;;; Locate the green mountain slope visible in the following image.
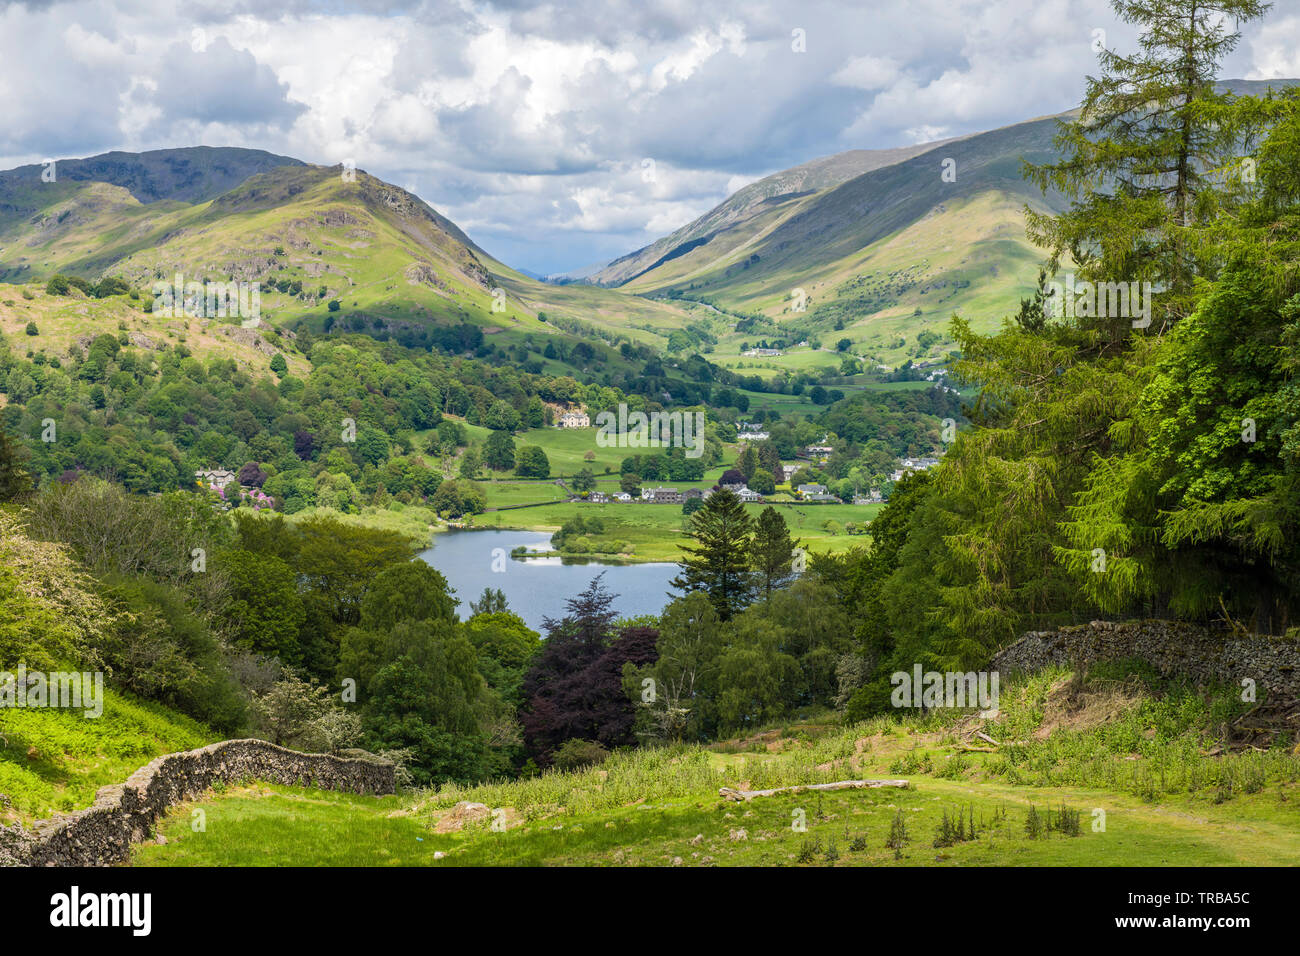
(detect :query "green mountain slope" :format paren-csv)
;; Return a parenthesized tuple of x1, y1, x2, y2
(610, 116, 1064, 346)
(0, 149, 692, 360)
(590, 140, 954, 287)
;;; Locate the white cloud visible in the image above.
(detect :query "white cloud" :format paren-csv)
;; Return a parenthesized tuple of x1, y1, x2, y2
(831, 54, 899, 91)
(0, 0, 1296, 273)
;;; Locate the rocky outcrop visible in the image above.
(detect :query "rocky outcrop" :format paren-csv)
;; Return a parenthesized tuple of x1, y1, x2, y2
(0, 739, 394, 867)
(992, 620, 1300, 701)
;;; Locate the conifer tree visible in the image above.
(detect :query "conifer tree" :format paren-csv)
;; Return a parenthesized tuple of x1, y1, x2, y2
(671, 488, 754, 620)
(749, 506, 800, 598)
(1023, 0, 1269, 337)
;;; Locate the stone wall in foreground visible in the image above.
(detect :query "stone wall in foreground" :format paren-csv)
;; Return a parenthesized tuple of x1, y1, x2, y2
(992, 619, 1300, 701)
(0, 738, 395, 867)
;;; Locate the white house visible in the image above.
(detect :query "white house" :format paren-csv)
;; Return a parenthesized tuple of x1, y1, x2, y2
(644, 486, 683, 504)
(195, 468, 238, 491)
(737, 488, 763, 502)
(556, 409, 590, 428)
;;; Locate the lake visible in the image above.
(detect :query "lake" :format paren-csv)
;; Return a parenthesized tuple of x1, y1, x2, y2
(417, 529, 680, 632)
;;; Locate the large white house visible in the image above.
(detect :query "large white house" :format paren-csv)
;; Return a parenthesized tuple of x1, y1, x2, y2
(556, 410, 590, 428)
(195, 468, 238, 491)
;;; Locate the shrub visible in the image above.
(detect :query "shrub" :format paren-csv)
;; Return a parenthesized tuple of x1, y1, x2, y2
(550, 738, 609, 772)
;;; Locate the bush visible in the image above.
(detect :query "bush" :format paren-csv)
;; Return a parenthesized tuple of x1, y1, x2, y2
(24, 322, 37, 336)
(550, 738, 609, 771)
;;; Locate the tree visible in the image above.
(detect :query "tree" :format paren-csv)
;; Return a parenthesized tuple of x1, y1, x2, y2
(360, 562, 458, 632)
(620, 472, 642, 496)
(458, 446, 481, 478)
(293, 430, 316, 460)
(719, 468, 746, 487)
(624, 591, 722, 741)
(238, 461, 268, 487)
(469, 587, 509, 616)
(550, 738, 608, 770)
(749, 506, 799, 597)
(269, 353, 288, 376)
(1023, 0, 1269, 333)
(24, 321, 38, 336)
(483, 430, 516, 471)
(485, 399, 521, 431)
(0, 423, 32, 502)
(251, 675, 336, 747)
(520, 575, 657, 761)
(671, 488, 754, 620)
(570, 467, 596, 493)
(217, 549, 306, 663)
(363, 622, 502, 785)
(515, 445, 550, 478)
(715, 617, 799, 731)
(749, 468, 776, 496)
(737, 444, 759, 481)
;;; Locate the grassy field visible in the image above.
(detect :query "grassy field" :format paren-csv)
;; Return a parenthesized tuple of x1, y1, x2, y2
(0, 689, 214, 824)
(131, 667, 1300, 867)
(467, 496, 877, 562)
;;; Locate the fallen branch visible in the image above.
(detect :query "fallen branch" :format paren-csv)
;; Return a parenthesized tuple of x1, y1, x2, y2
(719, 779, 909, 802)
(975, 731, 1002, 746)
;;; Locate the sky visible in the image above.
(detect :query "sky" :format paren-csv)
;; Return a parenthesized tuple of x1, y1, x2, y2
(2, 0, 1297, 275)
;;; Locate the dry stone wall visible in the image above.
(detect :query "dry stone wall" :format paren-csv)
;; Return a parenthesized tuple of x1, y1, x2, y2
(0, 738, 394, 867)
(992, 619, 1300, 701)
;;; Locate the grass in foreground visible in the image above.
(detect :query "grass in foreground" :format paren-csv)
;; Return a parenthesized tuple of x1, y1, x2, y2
(133, 667, 1300, 866)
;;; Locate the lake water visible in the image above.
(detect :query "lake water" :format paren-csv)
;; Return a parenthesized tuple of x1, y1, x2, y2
(417, 529, 680, 633)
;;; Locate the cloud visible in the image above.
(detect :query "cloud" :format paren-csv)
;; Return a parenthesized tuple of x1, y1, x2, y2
(0, 0, 1296, 274)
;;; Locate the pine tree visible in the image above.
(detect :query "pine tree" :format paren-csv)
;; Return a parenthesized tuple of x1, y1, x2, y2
(749, 506, 800, 598)
(0, 422, 32, 502)
(1023, 0, 1269, 337)
(671, 488, 754, 620)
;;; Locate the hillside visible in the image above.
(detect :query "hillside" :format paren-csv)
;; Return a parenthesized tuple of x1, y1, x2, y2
(590, 140, 956, 287)
(0, 148, 694, 370)
(580, 79, 1300, 371)
(576, 115, 1068, 370)
(132, 664, 1300, 867)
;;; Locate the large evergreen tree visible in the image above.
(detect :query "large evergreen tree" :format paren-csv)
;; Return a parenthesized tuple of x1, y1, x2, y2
(1023, 0, 1269, 336)
(671, 489, 754, 620)
(749, 506, 800, 598)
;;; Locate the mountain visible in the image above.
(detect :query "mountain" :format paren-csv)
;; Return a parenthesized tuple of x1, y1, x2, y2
(0, 146, 305, 205)
(589, 139, 956, 287)
(0, 147, 693, 366)
(582, 114, 1068, 367)
(585, 79, 1300, 367)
